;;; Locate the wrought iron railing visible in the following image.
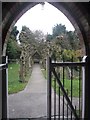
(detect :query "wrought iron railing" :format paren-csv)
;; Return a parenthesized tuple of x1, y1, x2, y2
(47, 57, 86, 120)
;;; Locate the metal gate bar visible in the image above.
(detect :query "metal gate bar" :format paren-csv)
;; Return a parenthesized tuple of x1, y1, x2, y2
(58, 73, 60, 120)
(62, 66, 65, 120)
(52, 68, 79, 120)
(71, 66, 73, 120)
(79, 66, 81, 118)
(47, 57, 52, 120)
(47, 57, 86, 120)
(54, 77, 56, 120)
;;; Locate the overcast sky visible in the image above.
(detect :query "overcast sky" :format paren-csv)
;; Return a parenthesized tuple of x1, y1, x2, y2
(15, 2, 75, 35)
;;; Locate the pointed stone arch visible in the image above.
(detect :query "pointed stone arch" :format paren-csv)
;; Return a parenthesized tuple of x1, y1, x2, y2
(2, 2, 89, 55)
(1, 2, 90, 119)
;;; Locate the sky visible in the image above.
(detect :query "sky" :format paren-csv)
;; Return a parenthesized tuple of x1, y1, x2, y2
(15, 2, 75, 35)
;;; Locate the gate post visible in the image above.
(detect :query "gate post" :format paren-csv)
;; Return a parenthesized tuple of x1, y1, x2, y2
(2, 56, 8, 119)
(0, 2, 2, 119)
(84, 55, 90, 119)
(47, 57, 52, 119)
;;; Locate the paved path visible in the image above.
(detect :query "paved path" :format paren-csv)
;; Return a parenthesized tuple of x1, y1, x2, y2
(9, 64, 47, 118)
(9, 64, 79, 119)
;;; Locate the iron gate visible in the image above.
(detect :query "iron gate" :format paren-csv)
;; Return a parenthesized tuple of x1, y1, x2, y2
(47, 57, 86, 120)
(0, 56, 8, 119)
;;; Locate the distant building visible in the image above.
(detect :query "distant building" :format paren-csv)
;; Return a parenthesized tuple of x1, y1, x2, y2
(32, 51, 41, 64)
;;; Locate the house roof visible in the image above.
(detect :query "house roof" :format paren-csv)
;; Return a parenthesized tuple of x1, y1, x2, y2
(32, 50, 41, 59)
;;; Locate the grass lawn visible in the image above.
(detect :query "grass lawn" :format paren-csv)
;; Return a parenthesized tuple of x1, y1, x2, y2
(8, 63, 31, 94)
(41, 68, 81, 97)
(52, 79, 81, 97)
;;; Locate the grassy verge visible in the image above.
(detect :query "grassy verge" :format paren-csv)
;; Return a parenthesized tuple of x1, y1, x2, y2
(52, 78, 81, 97)
(41, 68, 81, 97)
(8, 63, 31, 94)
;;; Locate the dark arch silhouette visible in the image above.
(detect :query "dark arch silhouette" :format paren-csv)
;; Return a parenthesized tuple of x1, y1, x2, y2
(1, 2, 90, 119)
